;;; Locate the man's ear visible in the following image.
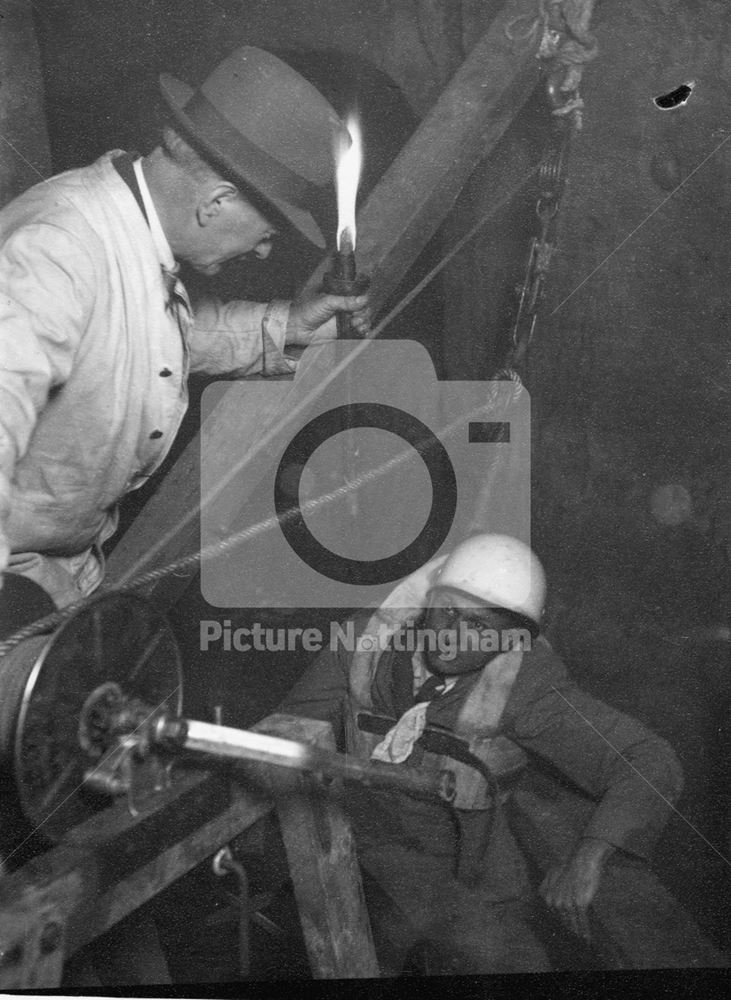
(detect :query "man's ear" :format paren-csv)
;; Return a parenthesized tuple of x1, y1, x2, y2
(196, 182, 239, 227)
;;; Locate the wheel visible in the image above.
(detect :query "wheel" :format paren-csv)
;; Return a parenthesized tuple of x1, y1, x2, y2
(0, 592, 182, 843)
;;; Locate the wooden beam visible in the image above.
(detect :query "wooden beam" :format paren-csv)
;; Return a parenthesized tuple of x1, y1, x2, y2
(254, 714, 379, 977)
(104, 0, 542, 606)
(0, 715, 380, 987)
(510, 785, 729, 969)
(0, 769, 271, 989)
(301, 1, 541, 310)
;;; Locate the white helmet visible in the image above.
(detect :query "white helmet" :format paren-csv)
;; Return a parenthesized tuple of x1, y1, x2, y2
(433, 534, 546, 627)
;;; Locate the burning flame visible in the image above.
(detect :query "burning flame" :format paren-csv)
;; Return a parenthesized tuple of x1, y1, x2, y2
(335, 114, 363, 251)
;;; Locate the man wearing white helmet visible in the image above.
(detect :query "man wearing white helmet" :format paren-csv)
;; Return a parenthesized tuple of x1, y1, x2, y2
(280, 534, 684, 974)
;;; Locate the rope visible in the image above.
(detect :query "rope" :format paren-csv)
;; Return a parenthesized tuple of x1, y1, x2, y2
(0, 384, 517, 655)
(0, 309, 526, 660)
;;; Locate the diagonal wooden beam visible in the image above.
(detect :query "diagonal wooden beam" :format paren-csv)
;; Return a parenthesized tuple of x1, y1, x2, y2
(510, 787, 729, 969)
(105, 0, 541, 606)
(0, 717, 379, 987)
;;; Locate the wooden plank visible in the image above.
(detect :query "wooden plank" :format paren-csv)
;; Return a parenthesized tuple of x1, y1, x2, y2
(0, 768, 272, 989)
(255, 714, 379, 978)
(104, 0, 542, 605)
(68, 783, 271, 957)
(0, 715, 379, 986)
(510, 785, 729, 969)
(302, 7, 541, 309)
(0, 892, 65, 990)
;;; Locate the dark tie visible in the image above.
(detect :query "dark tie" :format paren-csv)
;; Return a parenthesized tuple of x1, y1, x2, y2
(414, 675, 446, 704)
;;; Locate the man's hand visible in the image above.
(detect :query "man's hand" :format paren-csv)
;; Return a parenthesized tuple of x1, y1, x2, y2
(539, 837, 614, 941)
(286, 290, 371, 346)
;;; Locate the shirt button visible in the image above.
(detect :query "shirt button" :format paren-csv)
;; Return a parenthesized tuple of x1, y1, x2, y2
(159, 368, 172, 377)
(150, 430, 163, 439)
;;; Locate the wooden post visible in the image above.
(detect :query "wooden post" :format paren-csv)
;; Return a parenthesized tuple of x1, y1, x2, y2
(254, 714, 379, 978)
(0, 897, 66, 990)
(104, 0, 542, 604)
(0, 714, 379, 986)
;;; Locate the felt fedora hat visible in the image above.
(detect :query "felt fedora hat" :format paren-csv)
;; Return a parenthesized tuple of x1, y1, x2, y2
(160, 47, 346, 248)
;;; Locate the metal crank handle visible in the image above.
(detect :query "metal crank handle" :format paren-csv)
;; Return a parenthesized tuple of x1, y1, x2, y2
(159, 717, 456, 804)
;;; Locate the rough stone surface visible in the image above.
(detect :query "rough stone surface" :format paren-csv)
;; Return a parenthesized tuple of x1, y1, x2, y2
(0, 0, 51, 207)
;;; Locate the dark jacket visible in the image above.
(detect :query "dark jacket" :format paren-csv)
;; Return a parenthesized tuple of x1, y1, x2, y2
(281, 622, 684, 863)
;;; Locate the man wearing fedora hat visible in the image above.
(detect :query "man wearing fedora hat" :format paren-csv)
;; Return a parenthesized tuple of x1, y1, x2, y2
(0, 47, 369, 609)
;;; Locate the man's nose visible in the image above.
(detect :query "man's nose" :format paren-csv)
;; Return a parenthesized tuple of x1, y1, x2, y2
(428, 608, 449, 631)
(254, 239, 273, 260)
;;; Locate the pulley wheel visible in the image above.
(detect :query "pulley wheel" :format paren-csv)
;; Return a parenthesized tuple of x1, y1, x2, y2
(0, 592, 182, 843)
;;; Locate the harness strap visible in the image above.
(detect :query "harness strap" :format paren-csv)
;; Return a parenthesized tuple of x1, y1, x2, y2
(357, 711, 505, 884)
(357, 711, 500, 799)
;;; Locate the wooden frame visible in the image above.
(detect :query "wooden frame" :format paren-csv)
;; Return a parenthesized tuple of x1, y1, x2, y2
(0, 715, 725, 988)
(0, 716, 378, 989)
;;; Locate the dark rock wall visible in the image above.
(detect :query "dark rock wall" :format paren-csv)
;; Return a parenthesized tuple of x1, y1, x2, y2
(0, 0, 50, 206)
(528, 0, 731, 943)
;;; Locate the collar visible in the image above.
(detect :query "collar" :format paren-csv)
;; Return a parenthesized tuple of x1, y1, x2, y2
(133, 158, 176, 271)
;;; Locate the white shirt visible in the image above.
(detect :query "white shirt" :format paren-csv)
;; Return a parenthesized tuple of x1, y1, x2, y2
(0, 151, 293, 560)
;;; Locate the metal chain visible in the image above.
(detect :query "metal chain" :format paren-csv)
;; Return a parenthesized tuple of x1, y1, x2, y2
(506, 70, 575, 369)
